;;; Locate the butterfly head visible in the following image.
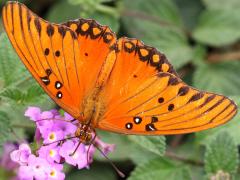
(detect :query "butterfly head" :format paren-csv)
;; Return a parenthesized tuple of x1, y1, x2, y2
(75, 125, 93, 145)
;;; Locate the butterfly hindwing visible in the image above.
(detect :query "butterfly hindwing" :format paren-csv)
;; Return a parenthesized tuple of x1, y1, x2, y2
(2, 2, 83, 116)
(98, 38, 237, 134)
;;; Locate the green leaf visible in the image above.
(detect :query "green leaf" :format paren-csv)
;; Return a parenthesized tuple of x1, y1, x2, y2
(47, 0, 119, 32)
(204, 131, 238, 177)
(174, 0, 204, 30)
(193, 61, 240, 96)
(128, 158, 192, 180)
(0, 33, 29, 88)
(67, 161, 116, 180)
(202, 0, 240, 10)
(0, 111, 12, 147)
(193, 9, 240, 46)
(95, 131, 136, 161)
(128, 136, 166, 156)
(121, 0, 193, 69)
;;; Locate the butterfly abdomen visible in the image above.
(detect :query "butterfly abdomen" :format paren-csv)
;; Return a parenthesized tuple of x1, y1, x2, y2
(81, 92, 106, 127)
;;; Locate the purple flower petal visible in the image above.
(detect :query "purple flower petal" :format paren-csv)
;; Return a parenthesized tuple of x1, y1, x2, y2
(10, 143, 31, 165)
(0, 142, 18, 170)
(53, 121, 77, 137)
(95, 137, 115, 155)
(43, 130, 64, 144)
(64, 112, 74, 121)
(59, 140, 89, 169)
(38, 145, 61, 163)
(27, 155, 50, 180)
(46, 163, 65, 180)
(24, 107, 41, 121)
(18, 165, 34, 179)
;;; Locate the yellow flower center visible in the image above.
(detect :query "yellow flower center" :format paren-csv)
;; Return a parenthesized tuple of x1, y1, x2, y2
(49, 149, 56, 157)
(50, 170, 56, 177)
(48, 132, 56, 141)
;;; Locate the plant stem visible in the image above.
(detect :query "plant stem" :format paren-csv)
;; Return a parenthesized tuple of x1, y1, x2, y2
(165, 151, 204, 166)
(207, 51, 240, 62)
(12, 123, 35, 129)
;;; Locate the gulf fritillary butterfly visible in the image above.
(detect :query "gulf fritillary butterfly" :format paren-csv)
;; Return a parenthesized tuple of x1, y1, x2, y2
(2, 2, 237, 141)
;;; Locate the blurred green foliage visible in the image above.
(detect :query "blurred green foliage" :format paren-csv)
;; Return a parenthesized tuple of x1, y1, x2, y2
(0, 0, 240, 179)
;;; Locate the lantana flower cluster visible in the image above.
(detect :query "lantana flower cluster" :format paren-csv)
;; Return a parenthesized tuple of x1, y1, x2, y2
(1, 107, 115, 180)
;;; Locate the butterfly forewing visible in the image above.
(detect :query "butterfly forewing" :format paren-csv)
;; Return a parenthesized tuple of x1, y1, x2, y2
(2, 2, 83, 116)
(62, 19, 117, 93)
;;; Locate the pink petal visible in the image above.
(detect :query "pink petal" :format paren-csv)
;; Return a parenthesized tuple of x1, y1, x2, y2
(24, 107, 41, 121)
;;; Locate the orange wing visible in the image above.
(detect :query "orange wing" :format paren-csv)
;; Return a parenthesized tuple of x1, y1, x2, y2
(2, 2, 117, 118)
(2, 1, 83, 117)
(97, 38, 237, 135)
(61, 18, 116, 94)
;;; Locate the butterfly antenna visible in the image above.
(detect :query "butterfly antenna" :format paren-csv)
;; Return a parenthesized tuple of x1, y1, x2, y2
(70, 140, 82, 156)
(36, 118, 77, 123)
(86, 134, 97, 165)
(94, 145, 125, 178)
(43, 136, 77, 146)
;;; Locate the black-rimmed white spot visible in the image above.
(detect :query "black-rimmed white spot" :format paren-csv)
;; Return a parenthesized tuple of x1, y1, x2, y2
(55, 81, 62, 89)
(145, 123, 156, 131)
(133, 117, 142, 124)
(125, 123, 133, 130)
(41, 76, 50, 85)
(56, 91, 63, 99)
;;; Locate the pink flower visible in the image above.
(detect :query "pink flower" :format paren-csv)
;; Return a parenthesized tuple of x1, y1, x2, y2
(24, 106, 41, 121)
(0, 142, 18, 170)
(42, 130, 64, 144)
(46, 163, 65, 180)
(10, 143, 31, 165)
(95, 137, 115, 155)
(38, 145, 61, 163)
(53, 120, 77, 137)
(59, 140, 92, 169)
(18, 155, 50, 180)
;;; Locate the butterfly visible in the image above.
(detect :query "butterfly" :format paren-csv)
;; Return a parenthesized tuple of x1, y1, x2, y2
(2, 1, 237, 141)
